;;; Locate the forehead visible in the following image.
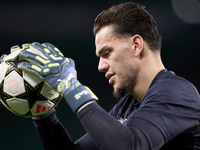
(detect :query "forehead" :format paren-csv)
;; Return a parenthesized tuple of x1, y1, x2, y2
(95, 26, 116, 55)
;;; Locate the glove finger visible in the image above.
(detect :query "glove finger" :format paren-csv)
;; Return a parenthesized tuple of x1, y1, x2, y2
(10, 45, 21, 53)
(18, 62, 43, 79)
(31, 42, 51, 58)
(42, 43, 58, 56)
(0, 54, 7, 62)
(42, 43, 65, 58)
(22, 43, 48, 59)
(19, 50, 49, 66)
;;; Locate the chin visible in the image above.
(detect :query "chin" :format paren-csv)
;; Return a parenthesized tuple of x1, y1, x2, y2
(113, 86, 126, 98)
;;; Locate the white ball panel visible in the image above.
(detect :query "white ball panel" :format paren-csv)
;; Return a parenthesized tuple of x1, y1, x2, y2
(0, 62, 10, 84)
(6, 98, 29, 115)
(4, 71, 25, 96)
(41, 83, 59, 100)
(23, 69, 42, 88)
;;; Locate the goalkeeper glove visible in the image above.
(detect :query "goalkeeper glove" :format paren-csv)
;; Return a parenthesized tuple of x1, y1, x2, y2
(0, 45, 21, 63)
(18, 42, 98, 114)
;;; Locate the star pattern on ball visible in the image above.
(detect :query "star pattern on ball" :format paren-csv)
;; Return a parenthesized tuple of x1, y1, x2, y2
(6, 55, 23, 75)
(17, 82, 47, 108)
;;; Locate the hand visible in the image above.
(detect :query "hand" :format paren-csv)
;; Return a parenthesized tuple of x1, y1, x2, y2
(0, 54, 7, 62)
(18, 42, 98, 114)
(0, 45, 21, 63)
(19, 42, 77, 93)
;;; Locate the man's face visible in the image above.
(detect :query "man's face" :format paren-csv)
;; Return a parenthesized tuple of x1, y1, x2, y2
(95, 26, 139, 98)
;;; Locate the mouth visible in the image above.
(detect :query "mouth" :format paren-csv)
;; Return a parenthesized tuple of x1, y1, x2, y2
(105, 72, 115, 85)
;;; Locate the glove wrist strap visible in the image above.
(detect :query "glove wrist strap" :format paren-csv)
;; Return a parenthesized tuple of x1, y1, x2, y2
(64, 86, 98, 114)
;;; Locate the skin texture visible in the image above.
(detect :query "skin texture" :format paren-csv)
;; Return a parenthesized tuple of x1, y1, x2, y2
(95, 25, 165, 100)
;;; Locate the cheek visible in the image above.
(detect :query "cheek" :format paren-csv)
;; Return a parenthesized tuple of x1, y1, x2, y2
(116, 63, 131, 80)
(111, 49, 135, 75)
(118, 61, 136, 80)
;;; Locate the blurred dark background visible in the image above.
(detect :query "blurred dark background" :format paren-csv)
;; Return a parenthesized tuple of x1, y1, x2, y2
(0, 0, 199, 149)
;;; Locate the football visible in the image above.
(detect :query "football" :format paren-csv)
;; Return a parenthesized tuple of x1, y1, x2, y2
(0, 48, 62, 117)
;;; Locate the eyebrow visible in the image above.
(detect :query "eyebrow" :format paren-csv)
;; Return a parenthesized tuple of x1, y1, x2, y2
(96, 46, 113, 57)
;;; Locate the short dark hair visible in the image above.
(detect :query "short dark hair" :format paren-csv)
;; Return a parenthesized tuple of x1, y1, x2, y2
(93, 2, 162, 51)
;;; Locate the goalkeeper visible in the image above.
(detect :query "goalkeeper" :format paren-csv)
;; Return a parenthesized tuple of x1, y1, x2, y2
(18, 2, 200, 150)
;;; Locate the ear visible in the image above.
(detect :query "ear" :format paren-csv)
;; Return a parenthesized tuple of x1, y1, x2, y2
(132, 34, 144, 57)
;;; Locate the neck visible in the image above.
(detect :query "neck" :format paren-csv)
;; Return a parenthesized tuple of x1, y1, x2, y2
(131, 53, 165, 101)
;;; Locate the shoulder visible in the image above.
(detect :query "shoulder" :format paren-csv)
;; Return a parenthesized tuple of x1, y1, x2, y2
(146, 69, 199, 102)
(141, 70, 200, 115)
(132, 70, 200, 141)
(127, 70, 200, 142)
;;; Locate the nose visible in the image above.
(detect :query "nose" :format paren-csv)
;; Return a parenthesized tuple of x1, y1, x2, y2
(98, 58, 109, 72)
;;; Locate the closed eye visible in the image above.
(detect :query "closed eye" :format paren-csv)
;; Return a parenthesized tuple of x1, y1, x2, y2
(96, 46, 113, 58)
(104, 51, 111, 58)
